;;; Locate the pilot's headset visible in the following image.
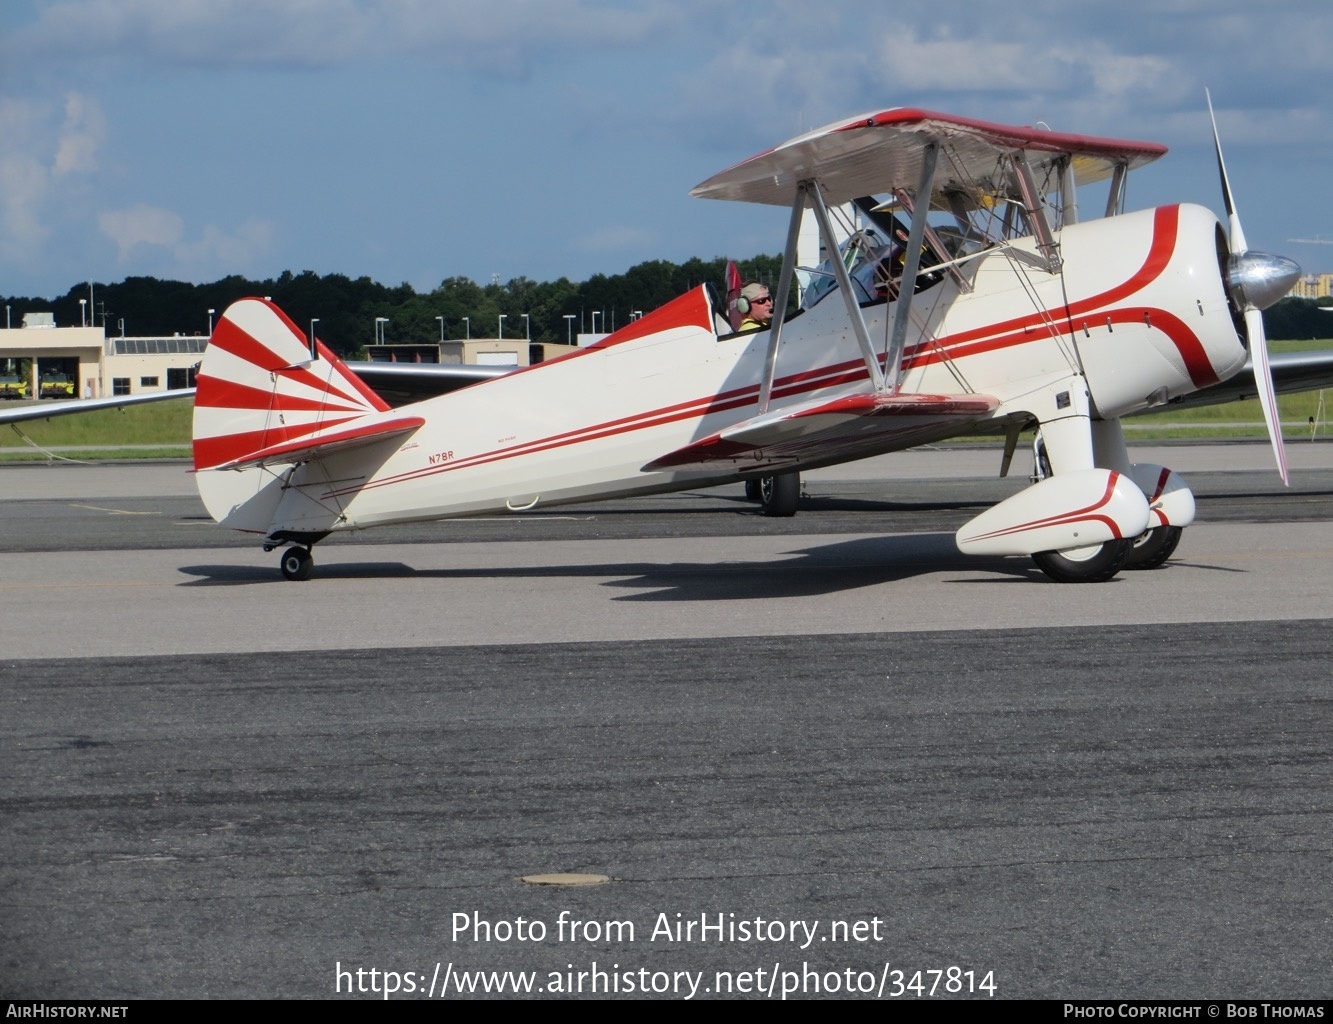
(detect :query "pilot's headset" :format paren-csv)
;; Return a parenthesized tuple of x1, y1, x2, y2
(736, 282, 768, 315)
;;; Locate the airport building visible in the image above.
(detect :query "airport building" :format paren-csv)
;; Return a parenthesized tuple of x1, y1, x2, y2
(0, 314, 202, 400)
(0, 314, 582, 404)
(365, 338, 578, 367)
(1289, 273, 1333, 300)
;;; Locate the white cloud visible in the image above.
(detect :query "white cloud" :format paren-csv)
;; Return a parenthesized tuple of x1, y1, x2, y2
(175, 218, 275, 268)
(98, 204, 185, 259)
(6, 0, 674, 71)
(53, 92, 106, 176)
(98, 204, 274, 272)
(0, 93, 105, 265)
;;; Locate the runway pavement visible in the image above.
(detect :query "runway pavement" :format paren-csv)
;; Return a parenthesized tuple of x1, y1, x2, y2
(2, 444, 1332, 1000)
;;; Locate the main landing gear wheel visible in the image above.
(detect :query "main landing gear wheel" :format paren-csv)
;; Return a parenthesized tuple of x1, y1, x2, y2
(1124, 525, 1183, 570)
(1031, 539, 1131, 583)
(758, 471, 800, 517)
(280, 546, 314, 582)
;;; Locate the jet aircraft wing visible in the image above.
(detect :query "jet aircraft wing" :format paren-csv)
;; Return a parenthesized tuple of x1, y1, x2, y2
(0, 388, 195, 426)
(343, 362, 510, 406)
(1155, 348, 1333, 411)
(691, 107, 1167, 208)
(644, 390, 1000, 472)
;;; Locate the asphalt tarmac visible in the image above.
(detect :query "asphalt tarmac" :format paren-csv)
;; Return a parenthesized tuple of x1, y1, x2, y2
(2, 443, 1332, 1000)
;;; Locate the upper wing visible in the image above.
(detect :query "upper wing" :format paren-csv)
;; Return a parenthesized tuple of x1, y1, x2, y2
(644, 390, 999, 472)
(691, 107, 1167, 208)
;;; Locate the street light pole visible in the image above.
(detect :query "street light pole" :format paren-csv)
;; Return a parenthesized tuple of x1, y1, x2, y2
(436, 316, 445, 343)
(207, 308, 215, 336)
(521, 313, 530, 340)
(462, 317, 470, 340)
(79, 298, 86, 327)
(563, 314, 575, 345)
(498, 314, 506, 340)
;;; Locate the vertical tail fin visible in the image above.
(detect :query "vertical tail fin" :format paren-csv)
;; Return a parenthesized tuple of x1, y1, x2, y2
(193, 298, 390, 472)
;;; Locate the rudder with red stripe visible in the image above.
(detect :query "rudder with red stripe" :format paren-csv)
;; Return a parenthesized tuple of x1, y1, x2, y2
(193, 298, 391, 472)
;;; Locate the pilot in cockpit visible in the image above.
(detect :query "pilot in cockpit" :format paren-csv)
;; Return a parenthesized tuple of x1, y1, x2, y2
(738, 281, 774, 331)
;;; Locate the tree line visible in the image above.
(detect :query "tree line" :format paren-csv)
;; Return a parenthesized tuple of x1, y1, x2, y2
(3, 257, 1326, 357)
(1, 254, 785, 358)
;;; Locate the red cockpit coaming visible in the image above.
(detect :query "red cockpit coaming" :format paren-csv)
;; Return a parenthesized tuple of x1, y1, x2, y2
(583, 287, 715, 351)
(454, 287, 719, 392)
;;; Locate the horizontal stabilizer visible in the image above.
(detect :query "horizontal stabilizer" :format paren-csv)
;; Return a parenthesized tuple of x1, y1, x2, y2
(208, 414, 425, 472)
(644, 391, 998, 472)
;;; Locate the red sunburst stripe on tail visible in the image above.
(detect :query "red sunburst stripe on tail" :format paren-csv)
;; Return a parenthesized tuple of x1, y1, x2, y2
(193, 416, 363, 471)
(206, 307, 386, 413)
(194, 375, 378, 414)
(315, 340, 391, 413)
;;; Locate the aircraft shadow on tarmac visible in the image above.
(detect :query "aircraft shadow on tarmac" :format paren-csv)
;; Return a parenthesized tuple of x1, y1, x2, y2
(176, 532, 1075, 596)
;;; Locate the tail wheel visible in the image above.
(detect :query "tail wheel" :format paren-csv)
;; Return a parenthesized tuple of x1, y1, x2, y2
(1124, 525, 1183, 570)
(1031, 539, 1131, 583)
(759, 472, 800, 517)
(280, 546, 314, 582)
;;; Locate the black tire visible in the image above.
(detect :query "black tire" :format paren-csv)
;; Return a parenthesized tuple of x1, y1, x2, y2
(1031, 539, 1131, 583)
(1124, 525, 1183, 570)
(744, 478, 762, 502)
(759, 472, 800, 517)
(280, 546, 314, 582)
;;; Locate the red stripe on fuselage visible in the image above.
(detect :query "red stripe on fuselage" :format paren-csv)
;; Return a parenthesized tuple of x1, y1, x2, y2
(321, 207, 1207, 503)
(903, 206, 1216, 388)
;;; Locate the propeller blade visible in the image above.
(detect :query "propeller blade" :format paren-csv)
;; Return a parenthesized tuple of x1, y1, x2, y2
(1206, 89, 1247, 252)
(1245, 307, 1289, 486)
(1208, 88, 1289, 486)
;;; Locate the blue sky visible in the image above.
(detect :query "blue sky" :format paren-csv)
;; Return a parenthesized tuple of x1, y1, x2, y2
(3, 0, 1331, 299)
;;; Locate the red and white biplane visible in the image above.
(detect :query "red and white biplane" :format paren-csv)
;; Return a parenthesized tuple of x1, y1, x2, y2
(192, 105, 1304, 582)
(42, 105, 1316, 582)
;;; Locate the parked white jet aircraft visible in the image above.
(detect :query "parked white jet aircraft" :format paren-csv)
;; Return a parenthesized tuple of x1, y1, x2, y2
(8, 105, 1307, 583)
